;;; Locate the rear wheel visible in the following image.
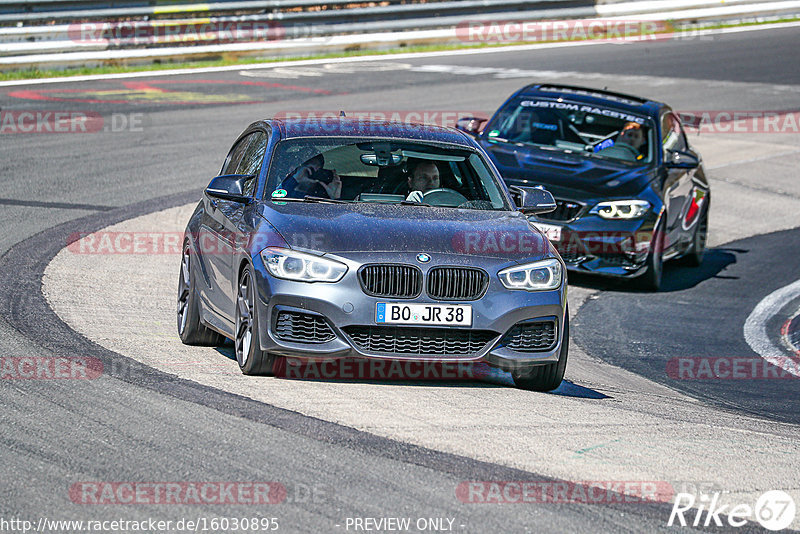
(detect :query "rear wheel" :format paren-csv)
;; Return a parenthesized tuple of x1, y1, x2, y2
(684, 208, 708, 267)
(512, 314, 569, 392)
(235, 266, 275, 375)
(634, 220, 665, 291)
(177, 242, 224, 346)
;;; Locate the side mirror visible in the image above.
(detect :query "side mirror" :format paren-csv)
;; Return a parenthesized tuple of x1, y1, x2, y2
(205, 174, 255, 203)
(508, 185, 557, 215)
(456, 116, 488, 136)
(666, 150, 700, 169)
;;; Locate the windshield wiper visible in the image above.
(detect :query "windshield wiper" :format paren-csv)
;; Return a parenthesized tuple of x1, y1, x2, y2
(270, 196, 347, 204)
(303, 195, 348, 204)
(398, 199, 433, 207)
(487, 136, 511, 144)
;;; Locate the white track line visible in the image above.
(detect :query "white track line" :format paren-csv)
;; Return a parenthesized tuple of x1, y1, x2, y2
(1, 20, 800, 87)
(744, 279, 800, 377)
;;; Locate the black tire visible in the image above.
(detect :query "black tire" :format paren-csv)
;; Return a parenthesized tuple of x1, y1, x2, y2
(684, 207, 708, 267)
(634, 220, 665, 291)
(235, 266, 275, 376)
(512, 313, 569, 392)
(177, 241, 225, 346)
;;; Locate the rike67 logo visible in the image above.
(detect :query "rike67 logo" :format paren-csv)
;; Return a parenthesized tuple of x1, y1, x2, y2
(668, 490, 796, 531)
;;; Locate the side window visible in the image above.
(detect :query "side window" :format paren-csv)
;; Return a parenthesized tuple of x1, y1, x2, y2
(661, 112, 687, 154)
(235, 131, 268, 196)
(221, 134, 252, 176)
(673, 115, 689, 151)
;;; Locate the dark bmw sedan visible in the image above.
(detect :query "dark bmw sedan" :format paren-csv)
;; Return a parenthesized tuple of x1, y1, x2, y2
(177, 118, 569, 391)
(458, 84, 710, 290)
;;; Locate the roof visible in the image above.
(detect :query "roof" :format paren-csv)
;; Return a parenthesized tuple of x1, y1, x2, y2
(516, 84, 664, 117)
(269, 117, 474, 146)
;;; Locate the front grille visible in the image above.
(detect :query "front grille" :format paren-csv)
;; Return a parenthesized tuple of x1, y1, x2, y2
(596, 254, 633, 265)
(343, 325, 497, 356)
(274, 311, 336, 344)
(556, 240, 588, 263)
(500, 320, 557, 352)
(359, 264, 422, 298)
(426, 267, 488, 301)
(536, 199, 582, 222)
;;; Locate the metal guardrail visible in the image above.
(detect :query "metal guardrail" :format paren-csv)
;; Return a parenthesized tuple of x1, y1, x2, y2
(0, 0, 598, 57)
(1, 0, 585, 22)
(1, 0, 799, 70)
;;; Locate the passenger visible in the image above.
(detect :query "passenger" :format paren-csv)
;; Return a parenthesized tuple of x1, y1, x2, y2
(283, 153, 342, 199)
(405, 160, 441, 202)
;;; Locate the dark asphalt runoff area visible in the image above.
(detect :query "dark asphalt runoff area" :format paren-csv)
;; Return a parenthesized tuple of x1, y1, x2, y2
(1, 25, 799, 532)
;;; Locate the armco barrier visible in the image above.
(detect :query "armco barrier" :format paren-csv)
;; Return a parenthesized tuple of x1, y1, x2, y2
(1, 0, 799, 70)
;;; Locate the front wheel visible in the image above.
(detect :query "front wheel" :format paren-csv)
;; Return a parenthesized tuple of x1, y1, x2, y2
(684, 208, 708, 267)
(235, 266, 275, 376)
(634, 221, 664, 291)
(512, 314, 569, 392)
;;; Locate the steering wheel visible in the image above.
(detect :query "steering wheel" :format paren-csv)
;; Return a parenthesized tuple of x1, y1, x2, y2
(610, 142, 641, 159)
(422, 188, 469, 207)
(593, 142, 640, 162)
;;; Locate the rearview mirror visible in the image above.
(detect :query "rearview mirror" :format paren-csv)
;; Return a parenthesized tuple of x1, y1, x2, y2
(205, 174, 255, 203)
(360, 153, 403, 166)
(456, 116, 488, 136)
(666, 150, 700, 169)
(508, 185, 557, 215)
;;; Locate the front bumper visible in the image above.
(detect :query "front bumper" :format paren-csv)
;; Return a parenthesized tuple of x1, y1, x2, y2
(531, 213, 659, 278)
(251, 251, 567, 373)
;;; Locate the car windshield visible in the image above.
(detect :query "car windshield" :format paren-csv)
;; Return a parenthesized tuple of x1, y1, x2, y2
(484, 97, 655, 165)
(264, 138, 510, 210)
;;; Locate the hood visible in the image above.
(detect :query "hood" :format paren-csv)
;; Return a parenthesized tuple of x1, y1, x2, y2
(258, 201, 551, 260)
(483, 141, 655, 199)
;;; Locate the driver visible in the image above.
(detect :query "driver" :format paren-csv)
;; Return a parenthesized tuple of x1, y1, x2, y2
(405, 160, 440, 202)
(614, 122, 646, 159)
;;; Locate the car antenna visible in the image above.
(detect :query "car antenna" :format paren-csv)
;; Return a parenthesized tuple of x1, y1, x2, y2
(339, 111, 346, 117)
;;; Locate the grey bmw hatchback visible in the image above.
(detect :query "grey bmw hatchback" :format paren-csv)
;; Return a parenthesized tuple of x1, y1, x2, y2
(177, 118, 569, 391)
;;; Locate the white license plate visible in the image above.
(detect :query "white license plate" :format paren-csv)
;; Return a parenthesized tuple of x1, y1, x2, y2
(532, 222, 562, 242)
(376, 303, 472, 326)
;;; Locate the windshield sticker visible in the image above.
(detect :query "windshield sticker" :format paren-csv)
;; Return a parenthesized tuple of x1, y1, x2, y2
(488, 130, 501, 137)
(520, 100, 645, 124)
(271, 189, 287, 198)
(532, 122, 558, 131)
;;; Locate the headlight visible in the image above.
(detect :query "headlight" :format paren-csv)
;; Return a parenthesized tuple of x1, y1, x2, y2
(590, 200, 650, 219)
(498, 258, 562, 291)
(260, 247, 347, 283)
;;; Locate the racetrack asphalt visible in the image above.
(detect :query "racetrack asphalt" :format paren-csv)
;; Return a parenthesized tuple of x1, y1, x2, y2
(2, 25, 800, 532)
